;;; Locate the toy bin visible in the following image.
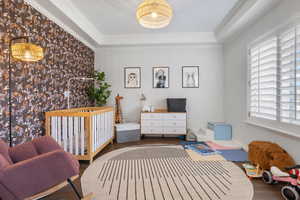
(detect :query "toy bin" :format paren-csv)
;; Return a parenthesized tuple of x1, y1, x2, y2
(115, 123, 141, 143)
(207, 122, 232, 140)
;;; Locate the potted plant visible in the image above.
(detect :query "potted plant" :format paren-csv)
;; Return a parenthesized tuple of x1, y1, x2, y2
(87, 70, 111, 106)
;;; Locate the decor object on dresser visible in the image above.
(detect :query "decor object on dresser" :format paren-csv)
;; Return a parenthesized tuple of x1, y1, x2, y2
(141, 110, 187, 135)
(136, 0, 173, 29)
(182, 66, 199, 88)
(124, 67, 141, 88)
(115, 123, 141, 143)
(87, 70, 111, 106)
(45, 107, 114, 163)
(167, 98, 187, 112)
(153, 67, 169, 88)
(0, 136, 93, 200)
(8, 36, 44, 147)
(115, 94, 124, 124)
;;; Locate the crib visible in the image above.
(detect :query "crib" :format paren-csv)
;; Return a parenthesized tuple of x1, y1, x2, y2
(45, 107, 114, 163)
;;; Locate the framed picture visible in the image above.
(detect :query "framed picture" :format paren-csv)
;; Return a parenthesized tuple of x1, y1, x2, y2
(153, 67, 169, 88)
(124, 67, 141, 88)
(182, 66, 199, 88)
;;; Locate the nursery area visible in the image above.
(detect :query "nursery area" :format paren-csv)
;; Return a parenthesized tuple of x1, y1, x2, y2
(1, 0, 300, 199)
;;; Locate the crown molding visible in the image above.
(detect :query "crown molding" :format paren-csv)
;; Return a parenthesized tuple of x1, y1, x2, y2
(25, 0, 97, 50)
(100, 32, 218, 46)
(215, 0, 281, 42)
(48, 0, 105, 45)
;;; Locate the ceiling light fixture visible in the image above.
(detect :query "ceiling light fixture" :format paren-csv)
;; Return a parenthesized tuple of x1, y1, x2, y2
(136, 0, 173, 29)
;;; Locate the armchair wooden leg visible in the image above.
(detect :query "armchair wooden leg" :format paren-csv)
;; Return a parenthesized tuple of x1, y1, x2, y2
(67, 178, 82, 200)
(67, 178, 94, 200)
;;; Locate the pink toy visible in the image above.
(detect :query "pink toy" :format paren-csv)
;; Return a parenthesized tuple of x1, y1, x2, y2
(263, 165, 300, 200)
(205, 141, 241, 150)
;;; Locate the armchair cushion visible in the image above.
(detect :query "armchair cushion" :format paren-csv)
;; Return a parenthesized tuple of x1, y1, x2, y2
(9, 142, 38, 163)
(0, 150, 79, 199)
(0, 154, 10, 170)
(0, 139, 12, 164)
(32, 136, 62, 154)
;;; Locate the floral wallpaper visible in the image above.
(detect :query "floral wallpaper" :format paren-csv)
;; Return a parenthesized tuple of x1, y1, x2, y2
(0, 0, 94, 145)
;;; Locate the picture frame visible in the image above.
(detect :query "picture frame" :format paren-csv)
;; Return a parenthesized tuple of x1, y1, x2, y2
(124, 67, 141, 88)
(182, 66, 199, 88)
(152, 67, 169, 88)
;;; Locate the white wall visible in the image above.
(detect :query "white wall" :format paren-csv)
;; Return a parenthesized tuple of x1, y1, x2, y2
(96, 45, 224, 131)
(224, 0, 300, 162)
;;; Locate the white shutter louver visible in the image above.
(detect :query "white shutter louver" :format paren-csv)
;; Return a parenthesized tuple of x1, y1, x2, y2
(249, 37, 278, 120)
(279, 26, 300, 125)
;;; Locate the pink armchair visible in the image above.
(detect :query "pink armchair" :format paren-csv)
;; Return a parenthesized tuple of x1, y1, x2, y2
(0, 136, 80, 200)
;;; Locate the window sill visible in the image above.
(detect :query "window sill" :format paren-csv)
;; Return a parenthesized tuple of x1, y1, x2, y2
(244, 120, 300, 139)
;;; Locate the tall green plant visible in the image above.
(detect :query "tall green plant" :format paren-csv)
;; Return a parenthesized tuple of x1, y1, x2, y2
(87, 71, 111, 106)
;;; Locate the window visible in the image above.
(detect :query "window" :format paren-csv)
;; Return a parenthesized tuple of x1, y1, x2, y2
(279, 27, 300, 125)
(249, 37, 278, 120)
(248, 24, 300, 129)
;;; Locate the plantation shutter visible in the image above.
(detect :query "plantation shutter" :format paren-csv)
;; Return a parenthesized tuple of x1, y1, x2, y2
(249, 37, 278, 120)
(279, 26, 300, 125)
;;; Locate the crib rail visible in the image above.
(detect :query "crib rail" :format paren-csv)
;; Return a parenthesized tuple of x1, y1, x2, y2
(45, 107, 114, 163)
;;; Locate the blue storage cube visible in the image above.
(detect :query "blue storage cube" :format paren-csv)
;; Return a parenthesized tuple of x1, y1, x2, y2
(207, 122, 232, 140)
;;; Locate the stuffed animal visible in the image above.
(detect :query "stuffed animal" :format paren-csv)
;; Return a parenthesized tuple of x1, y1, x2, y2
(249, 141, 295, 171)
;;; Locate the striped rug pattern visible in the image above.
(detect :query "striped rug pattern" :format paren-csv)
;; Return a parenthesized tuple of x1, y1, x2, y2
(81, 146, 253, 200)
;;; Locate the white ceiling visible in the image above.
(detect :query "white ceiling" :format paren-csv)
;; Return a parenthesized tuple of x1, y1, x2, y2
(71, 0, 239, 35)
(25, 0, 281, 47)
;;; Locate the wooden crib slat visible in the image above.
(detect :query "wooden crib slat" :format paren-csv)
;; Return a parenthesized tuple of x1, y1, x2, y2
(96, 114, 99, 150)
(100, 114, 103, 145)
(95, 114, 98, 149)
(97, 114, 101, 146)
(74, 117, 79, 155)
(105, 112, 110, 140)
(93, 115, 96, 152)
(69, 117, 73, 154)
(80, 117, 85, 156)
(51, 117, 57, 142)
(109, 111, 113, 138)
(62, 117, 68, 152)
(111, 111, 114, 138)
(104, 112, 108, 142)
(57, 117, 62, 146)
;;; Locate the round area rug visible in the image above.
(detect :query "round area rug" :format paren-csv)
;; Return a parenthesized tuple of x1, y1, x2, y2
(81, 145, 253, 200)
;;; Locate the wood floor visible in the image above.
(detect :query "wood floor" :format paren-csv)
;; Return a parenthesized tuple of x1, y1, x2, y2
(42, 138, 284, 200)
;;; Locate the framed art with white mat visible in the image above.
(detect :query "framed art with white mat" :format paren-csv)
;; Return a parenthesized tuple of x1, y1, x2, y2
(182, 66, 199, 88)
(124, 67, 141, 88)
(153, 67, 169, 88)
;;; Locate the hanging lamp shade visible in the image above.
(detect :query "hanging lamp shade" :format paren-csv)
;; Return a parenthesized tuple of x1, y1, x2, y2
(11, 42, 44, 62)
(136, 0, 173, 29)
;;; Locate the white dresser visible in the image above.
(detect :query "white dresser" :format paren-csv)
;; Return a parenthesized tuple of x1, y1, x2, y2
(141, 112, 187, 135)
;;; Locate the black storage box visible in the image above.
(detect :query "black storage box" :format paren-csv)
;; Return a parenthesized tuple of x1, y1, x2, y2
(167, 98, 187, 112)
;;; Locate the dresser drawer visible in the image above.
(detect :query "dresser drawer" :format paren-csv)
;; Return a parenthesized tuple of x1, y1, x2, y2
(141, 113, 162, 120)
(163, 120, 186, 127)
(141, 120, 163, 127)
(162, 113, 186, 120)
(141, 127, 164, 134)
(164, 127, 186, 134)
